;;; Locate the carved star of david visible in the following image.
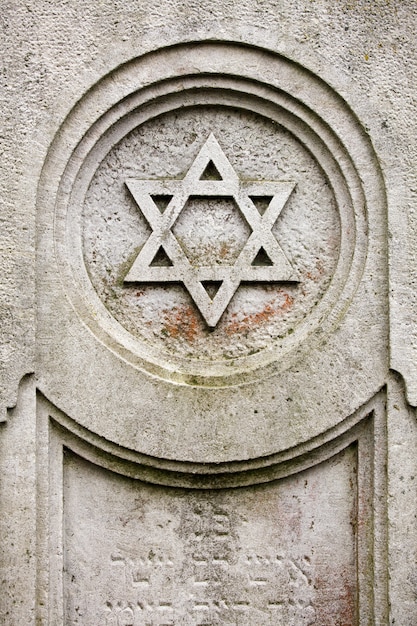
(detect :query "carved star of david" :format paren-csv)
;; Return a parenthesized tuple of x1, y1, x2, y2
(124, 134, 299, 327)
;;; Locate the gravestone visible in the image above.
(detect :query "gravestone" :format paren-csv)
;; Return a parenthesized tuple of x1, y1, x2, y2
(1, 2, 416, 624)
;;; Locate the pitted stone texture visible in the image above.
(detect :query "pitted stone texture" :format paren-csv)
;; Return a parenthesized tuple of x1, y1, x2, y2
(123, 133, 299, 328)
(63, 447, 356, 626)
(2, 1, 417, 624)
(173, 195, 251, 266)
(39, 40, 384, 459)
(83, 108, 339, 365)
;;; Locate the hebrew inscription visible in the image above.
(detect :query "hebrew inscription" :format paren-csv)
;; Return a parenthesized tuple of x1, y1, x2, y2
(124, 133, 299, 327)
(63, 446, 357, 625)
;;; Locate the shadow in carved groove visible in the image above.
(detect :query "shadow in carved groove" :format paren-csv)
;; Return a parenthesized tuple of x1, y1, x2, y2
(35, 389, 388, 624)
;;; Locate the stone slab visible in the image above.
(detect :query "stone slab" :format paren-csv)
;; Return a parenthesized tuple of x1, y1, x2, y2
(1, 2, 416, 624)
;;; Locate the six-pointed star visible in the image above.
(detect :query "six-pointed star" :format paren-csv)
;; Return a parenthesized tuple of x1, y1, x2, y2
(124, 134, 299, 327)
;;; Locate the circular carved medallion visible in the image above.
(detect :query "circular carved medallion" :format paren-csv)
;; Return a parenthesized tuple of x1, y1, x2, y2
(54, 42, 369, 386)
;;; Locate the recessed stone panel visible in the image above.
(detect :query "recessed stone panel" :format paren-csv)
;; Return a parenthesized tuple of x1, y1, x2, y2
(63, 447, 357, 625)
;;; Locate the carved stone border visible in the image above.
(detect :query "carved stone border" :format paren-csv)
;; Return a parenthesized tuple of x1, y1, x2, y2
(35, 388, 388, 624)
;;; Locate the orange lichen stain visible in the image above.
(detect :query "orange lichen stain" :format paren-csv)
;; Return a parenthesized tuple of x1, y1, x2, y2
(161, 305, 199, 342)
(225, 294, 294, 335)
(314, 565, 356, 626)
(280, 293, 294, 311)
(334, 570, 356, 626)
(219, 242, 229, 260)
(306, 258, 325, 282)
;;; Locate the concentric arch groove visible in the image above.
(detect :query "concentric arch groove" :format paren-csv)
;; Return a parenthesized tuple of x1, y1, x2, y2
(53, 82, 369, 386)
(38, 387, 385, 489)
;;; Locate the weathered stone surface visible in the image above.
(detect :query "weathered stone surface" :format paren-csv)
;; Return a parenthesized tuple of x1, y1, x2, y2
(41, 391, 386, 625)
(64, 449, 356, 625)
(37, 41, 387, 465)
(1, 1, 416, 624)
